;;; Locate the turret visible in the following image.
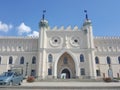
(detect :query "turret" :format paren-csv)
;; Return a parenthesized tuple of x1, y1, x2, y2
(82, 10, 96, 79)
(82, 10, 92, 33)
(83, 19, 92, 27)
(39, 20, 49, 29)
(39, 10, 49, 29)
(38, 10, 49, 79)
(39, 10, 49, 48)
(82, 10, 94, 48)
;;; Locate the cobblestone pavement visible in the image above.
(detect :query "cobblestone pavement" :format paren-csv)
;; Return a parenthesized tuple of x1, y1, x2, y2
(21, 80, 120, 87)
(0, 81, 120, 90)
(0, 86, 120, 90)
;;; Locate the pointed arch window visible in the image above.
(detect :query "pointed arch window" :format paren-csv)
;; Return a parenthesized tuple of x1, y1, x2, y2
(9, 56, 13, 64)
(0, 57, 1, 64)
(32, 56, 36, 64)
(63, 57, 68, 64)
(80, 54, 84, 62)
(118, 56, 120, 64)
(20, 56, 24, 64)
(48, 54, 52, 62)
(31, 69, 36, 77)
(107, 56, 111, 64)
(95, 56, 99, 64)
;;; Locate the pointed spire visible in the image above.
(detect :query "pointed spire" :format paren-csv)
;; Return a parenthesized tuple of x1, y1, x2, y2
(84, 10, 88, 20)
(42, 10, 46, 21)
(39, 10, 49, 29)
(83, 10, 92, 27)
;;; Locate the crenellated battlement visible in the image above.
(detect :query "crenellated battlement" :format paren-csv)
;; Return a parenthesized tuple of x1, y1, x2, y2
(95, 36, 120, 39)
(0, 36, 38, 39)
(94, 36, 120, 52)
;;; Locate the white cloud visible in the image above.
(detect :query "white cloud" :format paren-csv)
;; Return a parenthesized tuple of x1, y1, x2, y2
(17, 22, 31, 35)
(0, 21, 13, 32)
(28, 31, 39, 37)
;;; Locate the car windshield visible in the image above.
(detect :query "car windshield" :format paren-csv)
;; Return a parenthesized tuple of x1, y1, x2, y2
(1, 72, 13, 77)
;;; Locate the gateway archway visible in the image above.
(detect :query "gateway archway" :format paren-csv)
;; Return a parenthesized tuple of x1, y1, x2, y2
(61, 69, 70, 79)
(57, 52, 75, 78)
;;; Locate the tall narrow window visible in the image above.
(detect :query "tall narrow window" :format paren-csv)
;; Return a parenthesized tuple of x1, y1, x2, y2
(32, 56, 36, 64)
(80, 54, 84, 62)
(48, 68, 52, 75)
(118, 56, 120, 64)
(48, 54, 52, 62)
(9, 56, 13, 64)
(107, 56, 111, 64)
(0, 57, 1, 64)
(95, 56, 99, 64)
(20, 56, 24, 64)
(96, 70, 101, 76)
(63, 57, 68, 64)
(80, 68, 85, 75)
(31, 69, 36, 77)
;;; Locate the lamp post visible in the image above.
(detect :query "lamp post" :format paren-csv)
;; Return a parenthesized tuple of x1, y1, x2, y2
(25, 62, 28, 76)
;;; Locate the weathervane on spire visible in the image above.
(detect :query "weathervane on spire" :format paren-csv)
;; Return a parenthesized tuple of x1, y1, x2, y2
(42, 10, 46, 21)
(84, 10, 88, 20)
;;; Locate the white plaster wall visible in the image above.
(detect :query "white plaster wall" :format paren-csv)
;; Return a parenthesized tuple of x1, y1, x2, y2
(0, 37, 38, 77)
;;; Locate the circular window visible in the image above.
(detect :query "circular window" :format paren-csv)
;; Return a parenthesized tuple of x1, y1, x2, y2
(70, 36, 80, 47)
(50, 36, 61, 47)
(74, 39, 78, 43)
(54, 39, 58, 42)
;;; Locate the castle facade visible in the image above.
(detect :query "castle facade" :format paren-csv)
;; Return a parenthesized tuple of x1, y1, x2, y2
(0, 16, 120, 80)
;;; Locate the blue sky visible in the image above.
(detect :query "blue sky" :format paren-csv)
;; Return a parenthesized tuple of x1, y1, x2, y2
(0, 0, 120, 36)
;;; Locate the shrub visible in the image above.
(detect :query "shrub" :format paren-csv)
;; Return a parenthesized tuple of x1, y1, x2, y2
(103, 77, 112, 82)
(26, 76, 35, 82)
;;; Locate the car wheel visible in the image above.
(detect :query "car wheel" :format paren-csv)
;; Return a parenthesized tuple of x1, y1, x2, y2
(18, 82, 21, 85)
(18, 80, 22, 85)
(9, 81, 13, 86)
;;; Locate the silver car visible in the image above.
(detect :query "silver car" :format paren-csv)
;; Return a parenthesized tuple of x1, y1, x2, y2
(0, 71, 23, 86)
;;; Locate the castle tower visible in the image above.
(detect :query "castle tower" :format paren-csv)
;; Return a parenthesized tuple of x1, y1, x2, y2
(39, 10, 49, 48)
(82, 10, 94, 49)
(37, 11, 49, 79)
(82, 10, 96, 79)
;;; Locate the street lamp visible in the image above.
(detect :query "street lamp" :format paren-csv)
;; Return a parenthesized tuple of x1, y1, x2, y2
(25, 62, 29, 76)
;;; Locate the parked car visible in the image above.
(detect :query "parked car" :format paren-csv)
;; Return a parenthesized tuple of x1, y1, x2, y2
(0, 71, 23, 86)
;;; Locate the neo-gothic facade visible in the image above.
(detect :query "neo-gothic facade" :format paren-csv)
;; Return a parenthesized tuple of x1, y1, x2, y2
(0, 17, 120, 80)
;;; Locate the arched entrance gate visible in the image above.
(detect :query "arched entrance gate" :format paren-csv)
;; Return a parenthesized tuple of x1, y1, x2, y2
(61, 69, 70, 78)
(57, 52, 76, 79)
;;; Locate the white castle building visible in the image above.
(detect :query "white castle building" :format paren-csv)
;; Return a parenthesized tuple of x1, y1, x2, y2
(0, 12, 120, 80)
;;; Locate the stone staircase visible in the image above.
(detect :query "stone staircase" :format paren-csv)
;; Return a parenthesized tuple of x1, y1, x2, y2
(36, 78, 103, 82)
